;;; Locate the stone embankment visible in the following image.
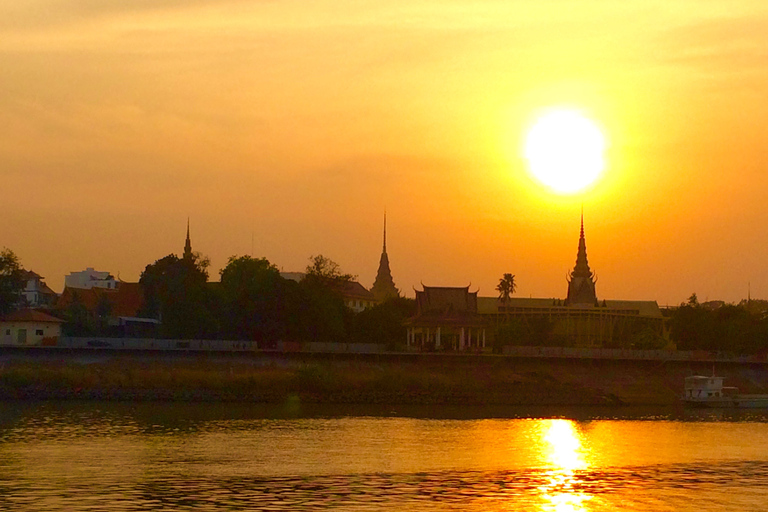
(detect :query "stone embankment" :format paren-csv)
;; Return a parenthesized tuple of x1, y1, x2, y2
(1, 351, 767, 406)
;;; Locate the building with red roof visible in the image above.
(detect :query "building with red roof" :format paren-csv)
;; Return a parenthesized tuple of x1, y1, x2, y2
(1, 309, 64, 346)
(406, 285, 487, 351)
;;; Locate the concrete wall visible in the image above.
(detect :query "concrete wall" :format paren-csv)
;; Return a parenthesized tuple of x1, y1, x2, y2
(54, 337, 386, 354)
(9, 337, 765, 363)
(501, 345, 768, 363)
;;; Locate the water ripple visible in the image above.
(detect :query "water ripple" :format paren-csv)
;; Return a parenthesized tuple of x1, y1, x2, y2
(2, 462, 768, 511)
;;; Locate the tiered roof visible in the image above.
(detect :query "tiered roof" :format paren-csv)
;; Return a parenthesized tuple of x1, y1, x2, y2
(566, 213, 598, 306)
(371, 213, 399, 301)
(409, 285, 485, 327)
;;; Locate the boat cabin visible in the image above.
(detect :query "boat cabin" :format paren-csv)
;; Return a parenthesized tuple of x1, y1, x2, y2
(684, 375, 738, 401)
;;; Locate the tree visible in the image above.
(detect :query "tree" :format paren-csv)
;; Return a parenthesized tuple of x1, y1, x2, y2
(668, 302, 715, 351)
(296, 280, 351, 343)
(496, 273, 517, 318)
(494, 318, 527, 352)
(351, 296, 416, 349)
(61, 290, 92, 336)
(95, 292, 113, 335)
(295, 255, 356, 342)
(631, 326, 668, 350)
(304, 254, 355, 287)
(139, 252, 216, 339)
(219, 255, 289, 343)
(0, 248, 25, 315)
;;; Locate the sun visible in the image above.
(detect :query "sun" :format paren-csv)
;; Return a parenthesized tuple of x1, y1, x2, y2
(524, 109, 606, 194)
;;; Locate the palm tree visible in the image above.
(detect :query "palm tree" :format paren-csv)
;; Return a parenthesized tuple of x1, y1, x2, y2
(496, 273, 517, 319)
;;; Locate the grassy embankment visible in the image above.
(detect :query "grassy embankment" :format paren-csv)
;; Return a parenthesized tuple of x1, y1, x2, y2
(1, 354, 767, 405)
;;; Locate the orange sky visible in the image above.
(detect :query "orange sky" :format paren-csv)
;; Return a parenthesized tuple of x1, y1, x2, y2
(3, 1, 768, 305)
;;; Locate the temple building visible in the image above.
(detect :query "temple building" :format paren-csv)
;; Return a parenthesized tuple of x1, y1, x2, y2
(565, 214, 598, 306)
(370, 213, 399, 301)
(406, 285, 487, 351)
(478, 215, 666, 348)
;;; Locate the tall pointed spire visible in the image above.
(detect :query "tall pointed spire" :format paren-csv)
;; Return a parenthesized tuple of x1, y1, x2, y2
(371, 212, 399, 301)
(566, 211, 597, 306)
(383, 211, 387, 253)
(183, 218, 193, 260)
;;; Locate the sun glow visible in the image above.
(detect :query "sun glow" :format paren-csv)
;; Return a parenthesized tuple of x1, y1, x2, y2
(524, 109, 606, 194)
(538, 419, 592, 512)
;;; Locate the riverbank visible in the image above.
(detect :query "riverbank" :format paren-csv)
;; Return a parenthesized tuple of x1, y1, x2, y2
(1, 353, 767, 405)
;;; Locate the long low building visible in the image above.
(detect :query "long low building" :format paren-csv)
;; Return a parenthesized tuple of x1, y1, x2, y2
(477, 296, 665, 348)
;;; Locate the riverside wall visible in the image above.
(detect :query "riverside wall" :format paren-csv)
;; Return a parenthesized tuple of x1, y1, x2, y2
(2, 340, 768, 406)
(9, 336, 768, 364)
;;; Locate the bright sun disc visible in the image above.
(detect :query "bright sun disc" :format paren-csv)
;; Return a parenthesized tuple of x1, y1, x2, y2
(524, 109, 606, 194)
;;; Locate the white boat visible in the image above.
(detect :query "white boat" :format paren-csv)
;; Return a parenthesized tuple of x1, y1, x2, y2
(683, 375, 768, 408)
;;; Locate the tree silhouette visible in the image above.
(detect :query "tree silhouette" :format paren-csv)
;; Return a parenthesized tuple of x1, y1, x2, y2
(139, 252, 214, 339)
(219, 255, 287, 343)
(496, 273, 517, 318)
(0, 248, 24, 315)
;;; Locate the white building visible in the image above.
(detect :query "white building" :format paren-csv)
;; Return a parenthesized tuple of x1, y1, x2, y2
(65, 267, 119, 290)
(279, 272, 305, 283)
(20, 270, 58, 308)
(0, 309, 63, 346)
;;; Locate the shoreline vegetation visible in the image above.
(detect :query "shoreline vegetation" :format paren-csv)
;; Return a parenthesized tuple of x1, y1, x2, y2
(2, 354, 766, 406)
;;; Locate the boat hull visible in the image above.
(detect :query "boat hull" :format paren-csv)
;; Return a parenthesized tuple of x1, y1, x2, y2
(683, 395, 768, 408)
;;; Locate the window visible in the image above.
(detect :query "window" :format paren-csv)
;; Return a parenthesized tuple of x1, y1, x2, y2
(4, 329, 9, 335)
(36, 329, 44, 336)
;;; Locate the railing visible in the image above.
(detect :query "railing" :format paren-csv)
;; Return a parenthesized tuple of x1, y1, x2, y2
(21, 337, 388, 354)
(2, 337, 765, 363)
(501, 345, 768, 363)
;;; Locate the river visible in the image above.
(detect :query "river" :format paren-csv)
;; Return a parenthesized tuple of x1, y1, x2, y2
(1, 401, 767, 511)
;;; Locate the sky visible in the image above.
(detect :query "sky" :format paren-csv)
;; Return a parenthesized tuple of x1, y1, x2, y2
(2, 0, 768, 305)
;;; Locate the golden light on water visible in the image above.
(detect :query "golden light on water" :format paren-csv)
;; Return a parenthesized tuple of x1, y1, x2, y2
(524, 109, 606, 194)
(537, 419, 592, 512)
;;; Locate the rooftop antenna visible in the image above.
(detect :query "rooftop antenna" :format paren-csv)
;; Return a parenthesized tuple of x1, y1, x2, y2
(251, 232, 254, 258)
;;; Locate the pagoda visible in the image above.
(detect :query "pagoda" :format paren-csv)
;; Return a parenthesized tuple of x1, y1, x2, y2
(370, 213, 399, 301)
(565, 213, 598, 306)
(183, 218, 193, 260)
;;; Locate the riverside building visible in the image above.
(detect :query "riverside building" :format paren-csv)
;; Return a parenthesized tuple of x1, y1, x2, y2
(407, 215, 665, 351)
(480, 215, 665, 348)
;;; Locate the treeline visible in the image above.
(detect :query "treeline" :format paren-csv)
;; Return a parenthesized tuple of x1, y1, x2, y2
(667, 294, 768, 355)
(62, 253, 415, 348)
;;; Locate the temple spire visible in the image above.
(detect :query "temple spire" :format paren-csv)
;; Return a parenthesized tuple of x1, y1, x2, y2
(383, 211, 387, 253)
(566, 212, 597, 306)
(371, 212, 399, 301)
(183, 218, 193, 260)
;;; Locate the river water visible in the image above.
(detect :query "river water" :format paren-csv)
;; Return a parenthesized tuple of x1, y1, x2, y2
(1, 402, 768, 511)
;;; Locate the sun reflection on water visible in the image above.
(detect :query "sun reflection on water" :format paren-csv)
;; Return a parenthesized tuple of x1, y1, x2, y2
(537, 419, 591, 512)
